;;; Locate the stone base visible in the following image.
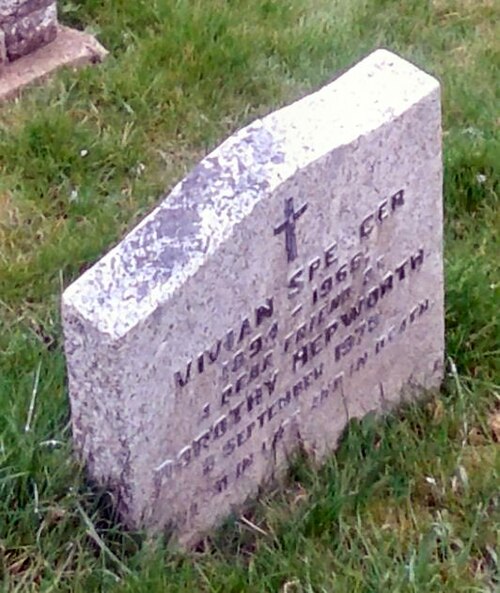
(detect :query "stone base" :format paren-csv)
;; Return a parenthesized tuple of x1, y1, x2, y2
(0, 25, 108, 102)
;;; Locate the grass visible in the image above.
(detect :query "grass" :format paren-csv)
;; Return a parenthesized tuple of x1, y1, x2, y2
(0, 0, 498, 591)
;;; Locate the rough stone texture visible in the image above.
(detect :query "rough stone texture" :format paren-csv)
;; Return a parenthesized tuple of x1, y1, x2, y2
(1, 2, 57, 61)
(62, 49, 444, 547)
(0, 30, 6, 73)
(0, 0, 53, 21)
(0, 25, 108, 102)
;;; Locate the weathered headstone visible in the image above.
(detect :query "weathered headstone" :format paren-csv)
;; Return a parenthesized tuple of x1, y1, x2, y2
(0, 0, 107, 101)
(62, 49, 444, 546)
(0, 0, 58, 62)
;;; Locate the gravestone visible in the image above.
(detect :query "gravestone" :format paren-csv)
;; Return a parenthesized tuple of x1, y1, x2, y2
(0, 0, 107, 101)
(0, 0, 58, 62)
(62, 49, 444, 547)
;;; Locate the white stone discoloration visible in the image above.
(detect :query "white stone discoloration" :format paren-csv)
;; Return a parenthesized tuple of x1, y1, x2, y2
(0, 0, 53, 20)
(63, 50, 444, 547)
(1, 2, 57, 61)
(0, 30, 6, 72)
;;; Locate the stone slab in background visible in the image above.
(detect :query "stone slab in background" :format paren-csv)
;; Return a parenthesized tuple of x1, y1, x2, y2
(0, 0, 54, 20)
(62, 49, 444, 547)
(0, 25, 108, 102)
(2, 2, 57, 61)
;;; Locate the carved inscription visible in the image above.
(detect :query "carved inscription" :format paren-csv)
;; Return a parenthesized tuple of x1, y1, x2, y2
(174, 298, 275, 389)
(359, 189, 405, 239)
(159, 187, 434, 520)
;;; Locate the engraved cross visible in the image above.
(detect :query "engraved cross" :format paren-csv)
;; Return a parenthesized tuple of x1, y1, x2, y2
(274, 197, 308, 263)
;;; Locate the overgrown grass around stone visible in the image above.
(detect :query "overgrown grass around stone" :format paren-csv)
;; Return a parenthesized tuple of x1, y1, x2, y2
(0, 0, 498, 591)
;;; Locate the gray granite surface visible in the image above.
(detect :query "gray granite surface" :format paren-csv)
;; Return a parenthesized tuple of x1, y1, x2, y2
(62, 49, 444, 546)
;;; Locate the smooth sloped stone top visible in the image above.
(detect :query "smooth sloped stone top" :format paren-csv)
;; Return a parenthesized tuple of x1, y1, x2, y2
(62, 49, 439, 340)
(62, 48, 443, 546)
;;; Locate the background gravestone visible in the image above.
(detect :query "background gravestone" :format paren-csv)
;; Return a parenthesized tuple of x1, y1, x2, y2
(62, 49, 444, 547)
(0, 0, 58, 62)
(0, 0, 107, 101)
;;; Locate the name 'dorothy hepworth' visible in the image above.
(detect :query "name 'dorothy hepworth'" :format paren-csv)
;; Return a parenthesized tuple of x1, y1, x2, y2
(61, 49, 444, 544)
(158, 187, 430, 493)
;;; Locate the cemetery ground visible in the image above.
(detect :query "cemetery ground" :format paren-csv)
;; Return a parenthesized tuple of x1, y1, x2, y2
(0, 0, 498, 591)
